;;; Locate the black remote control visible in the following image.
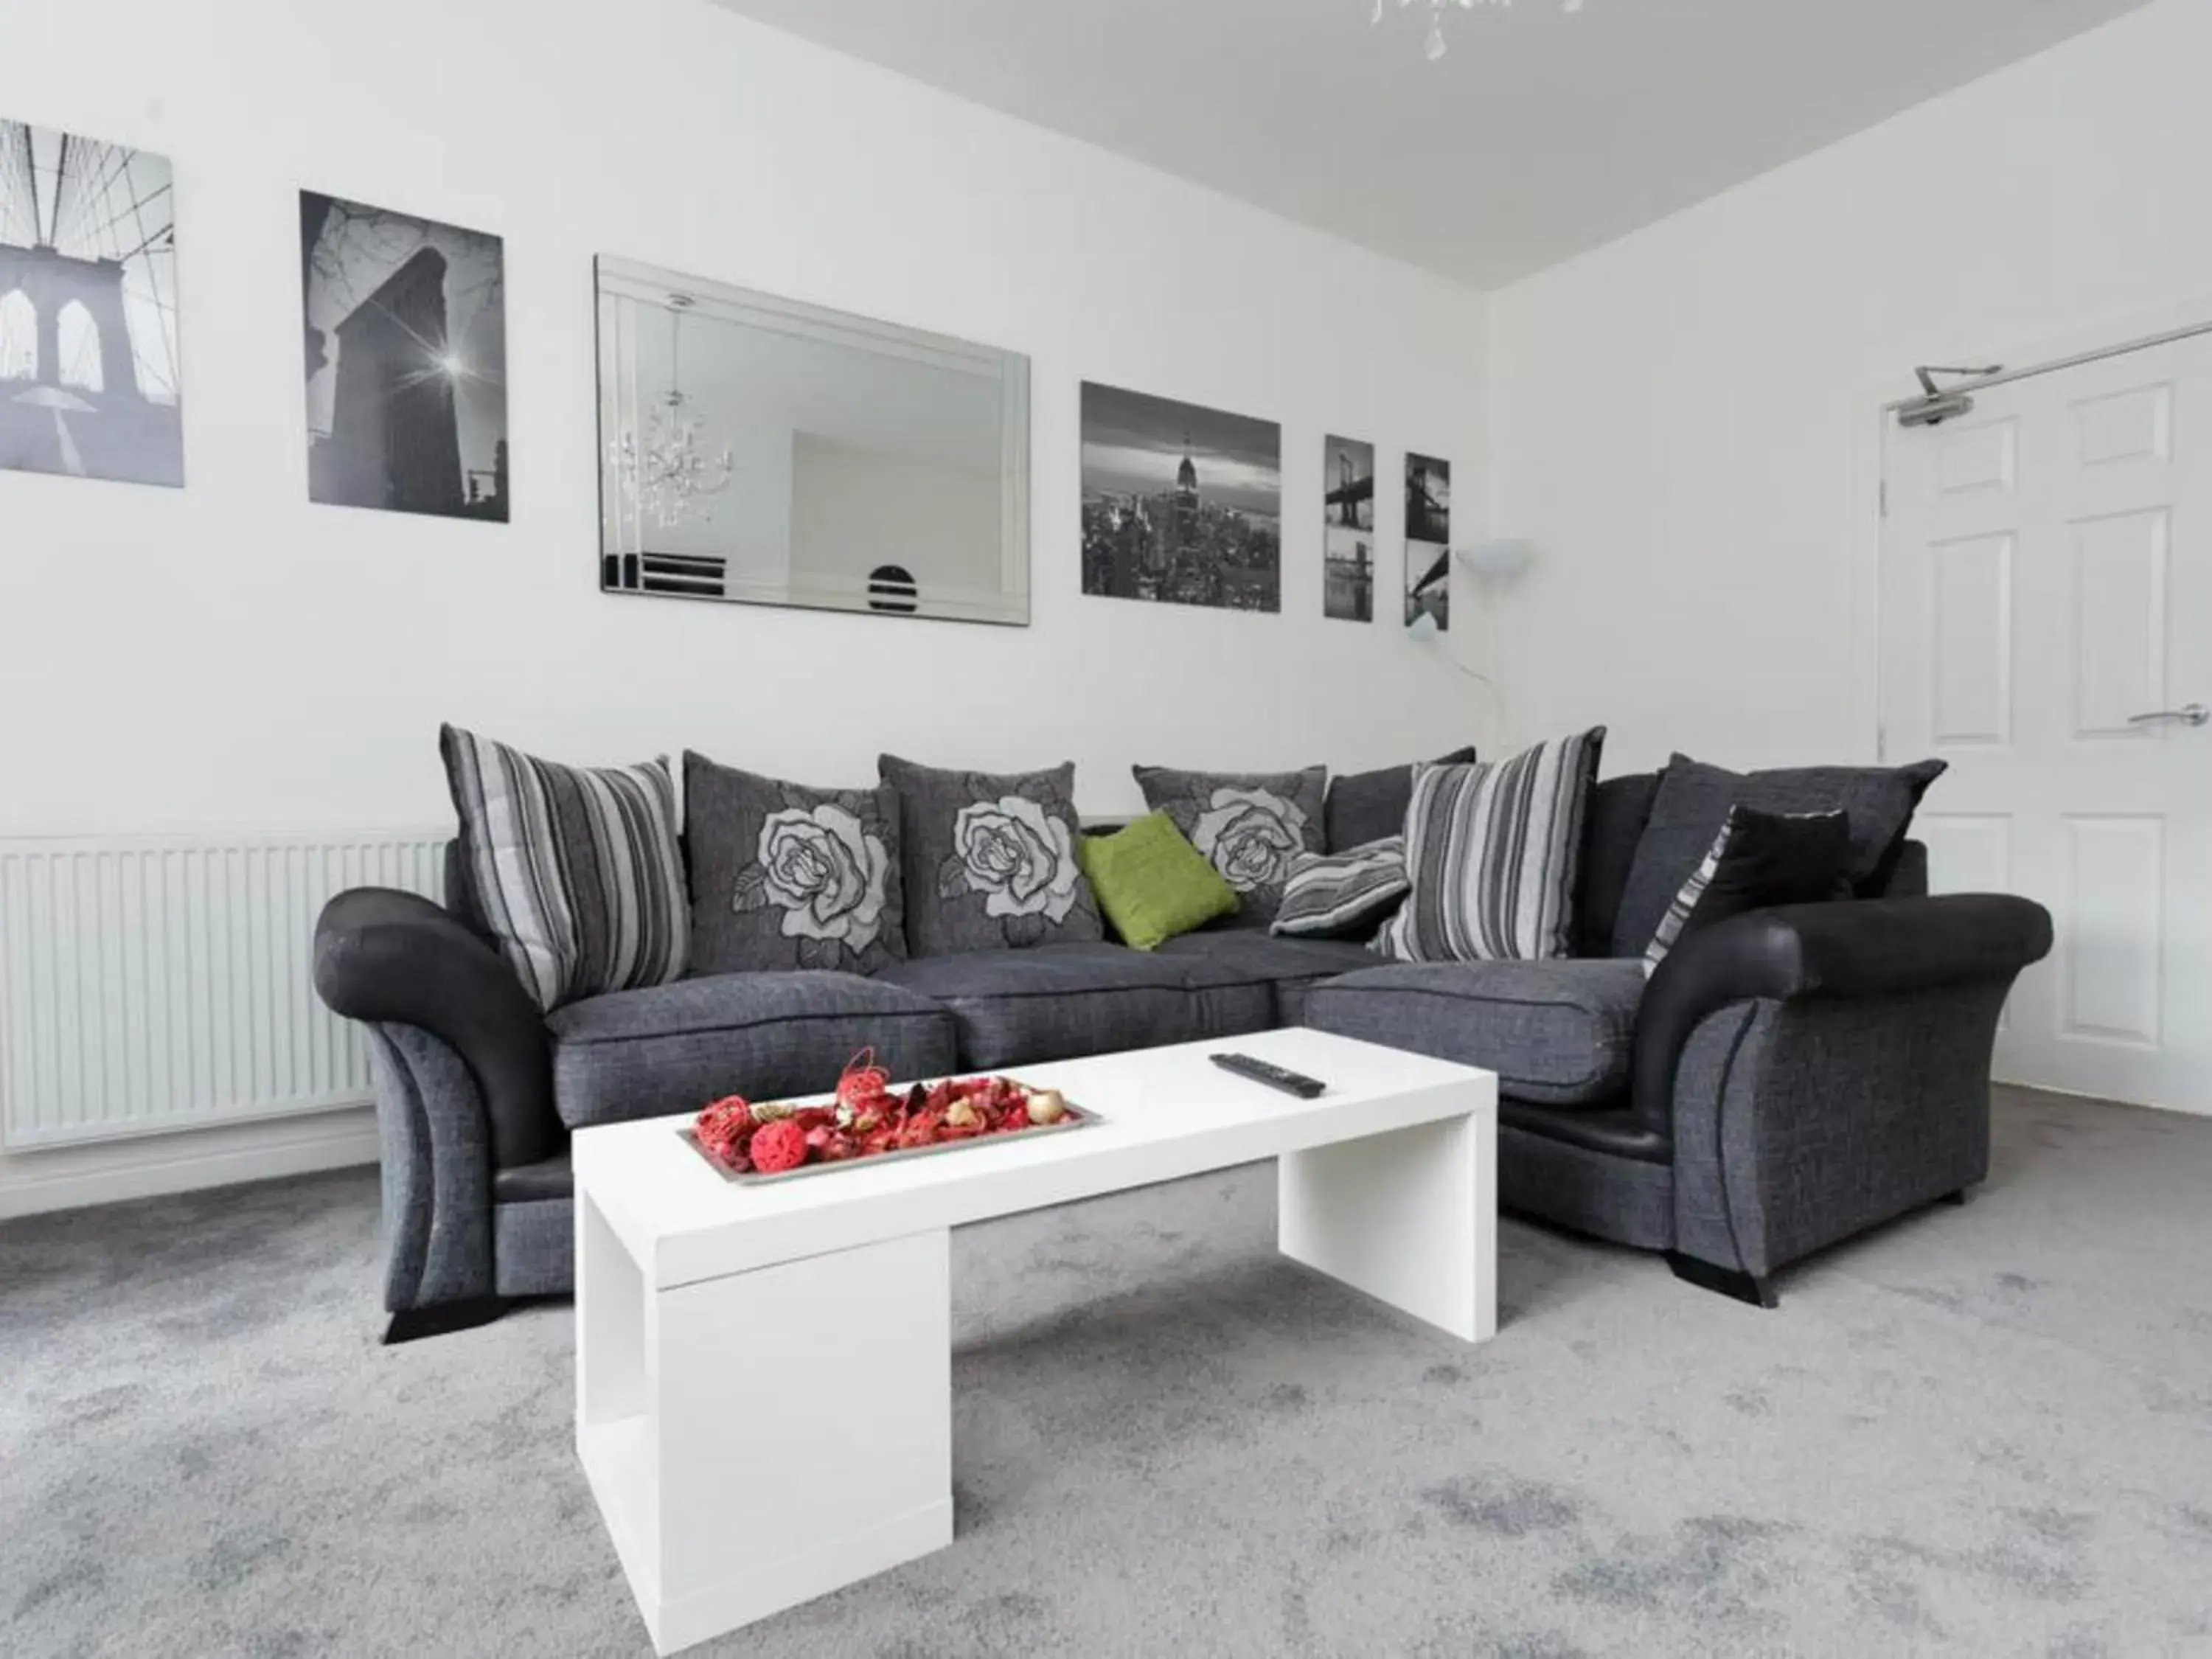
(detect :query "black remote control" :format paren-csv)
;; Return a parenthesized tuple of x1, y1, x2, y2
(1210, 1052, 1327, 1099)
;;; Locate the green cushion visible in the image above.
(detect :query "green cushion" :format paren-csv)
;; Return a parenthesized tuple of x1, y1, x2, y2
(1077, 813, 1240, 950)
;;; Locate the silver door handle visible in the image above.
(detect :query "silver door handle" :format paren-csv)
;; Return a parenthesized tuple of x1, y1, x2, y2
(2128, 703, 2210, 727)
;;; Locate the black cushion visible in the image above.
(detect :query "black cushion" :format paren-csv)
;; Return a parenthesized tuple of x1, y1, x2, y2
(1643, 806, 1853, 968)
(1573, 773, 1659, 958)
(1610, 754, 1946, 958)
(1304, 959, 1646, 1107)
(1324, 747, 1479, 852)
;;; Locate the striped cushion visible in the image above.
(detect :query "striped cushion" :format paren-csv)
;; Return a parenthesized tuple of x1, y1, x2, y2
(441, 725, 690, 1011)
(1270, 836, 1409, 939)
(1377, 729, 1605, 964)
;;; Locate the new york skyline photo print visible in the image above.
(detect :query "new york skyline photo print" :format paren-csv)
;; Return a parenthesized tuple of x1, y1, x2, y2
(1406, 451, 1451, 630)
(301, 191, 507, 521)
(1081, 380, 1281, 612)
(1324, 434, 1375, 622)
(0, 119, 181, 488)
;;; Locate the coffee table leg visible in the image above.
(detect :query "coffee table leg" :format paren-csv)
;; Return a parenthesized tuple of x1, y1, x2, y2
(577, 1203, 954, 1655)
(1276, 1110, 1495, 1343)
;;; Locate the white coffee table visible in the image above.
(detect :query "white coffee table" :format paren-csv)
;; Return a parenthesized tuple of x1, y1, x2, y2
(573, 1026, 1498, 1655)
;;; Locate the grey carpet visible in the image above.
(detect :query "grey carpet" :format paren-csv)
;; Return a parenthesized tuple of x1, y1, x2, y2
(5, 1086, 2211, 1658)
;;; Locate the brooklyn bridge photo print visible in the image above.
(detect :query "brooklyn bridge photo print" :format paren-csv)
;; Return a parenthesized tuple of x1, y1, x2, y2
(0, 119, 183, 488)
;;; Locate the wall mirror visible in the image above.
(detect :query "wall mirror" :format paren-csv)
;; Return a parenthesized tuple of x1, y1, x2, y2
(596, 257, 1031, 626)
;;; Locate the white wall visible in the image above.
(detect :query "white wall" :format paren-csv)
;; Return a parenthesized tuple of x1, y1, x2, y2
(1486, 0, 2212, 776)
(0, 0, 1487, 1211)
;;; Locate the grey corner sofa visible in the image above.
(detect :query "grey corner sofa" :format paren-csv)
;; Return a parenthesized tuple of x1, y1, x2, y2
(314, 779, 2051, 1342)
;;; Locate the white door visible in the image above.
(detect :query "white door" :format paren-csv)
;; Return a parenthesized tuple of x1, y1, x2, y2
(1881, 333, 2212, 1113)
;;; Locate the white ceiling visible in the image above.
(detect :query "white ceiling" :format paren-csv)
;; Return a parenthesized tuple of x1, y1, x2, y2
(707, 0, 2152, 288)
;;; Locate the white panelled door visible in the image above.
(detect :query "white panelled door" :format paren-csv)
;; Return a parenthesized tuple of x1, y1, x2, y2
(1882, 334, 2212, 1112)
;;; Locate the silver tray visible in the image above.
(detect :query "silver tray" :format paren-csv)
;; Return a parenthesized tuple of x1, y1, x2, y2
(681, 1084, 1102, 1186)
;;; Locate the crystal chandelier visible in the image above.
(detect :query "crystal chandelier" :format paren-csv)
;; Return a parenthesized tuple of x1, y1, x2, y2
(611, 293, 734, 529)
(1373, 0, 1585, 62)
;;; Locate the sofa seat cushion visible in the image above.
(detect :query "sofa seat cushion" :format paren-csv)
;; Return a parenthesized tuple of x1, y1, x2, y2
(1303, 959, 1646, 1107)
(1154, 931, 1382, 1024)
(547, 972, 957, 1129)
(874, 942, 1274, 1070)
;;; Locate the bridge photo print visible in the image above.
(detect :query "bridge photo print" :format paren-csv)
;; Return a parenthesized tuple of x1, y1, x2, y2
(1324, 432, 1376, 622)
(0, 118, 182, 490)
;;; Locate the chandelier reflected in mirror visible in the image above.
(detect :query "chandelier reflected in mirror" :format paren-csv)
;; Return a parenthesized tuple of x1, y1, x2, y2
(608, 293, 735, 529)
(1372, 0, 1585, 62)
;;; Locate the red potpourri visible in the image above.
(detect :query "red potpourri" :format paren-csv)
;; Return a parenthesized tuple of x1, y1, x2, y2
(693, 1050, 1069, 1176)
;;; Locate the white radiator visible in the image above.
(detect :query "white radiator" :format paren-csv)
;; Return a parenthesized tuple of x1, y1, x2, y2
(0, 833, 447, 1150)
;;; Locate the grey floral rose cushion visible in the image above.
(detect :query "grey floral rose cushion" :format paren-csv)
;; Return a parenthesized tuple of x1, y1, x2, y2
(684, 753, 905, 975)
(879, 755, 1105, 956)
(1132, 763, 1326, 926)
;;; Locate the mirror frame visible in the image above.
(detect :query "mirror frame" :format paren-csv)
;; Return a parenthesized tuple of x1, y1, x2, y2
(595, 256, 1031, 627)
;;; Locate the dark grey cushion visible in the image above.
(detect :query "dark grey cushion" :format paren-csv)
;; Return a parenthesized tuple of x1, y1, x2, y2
(1133, 764, 1326, 927)
(1303, 959, 1646, 1107)
(684, 752, 905, 975)
(1324, 748, 1478, 852)
(548, 972, 957, 1129)
(879, 755, 1104, 957)
(874, 942, 1274, 1070)
(1573, 773, 1659, 959)
(1609, 754, 1947, 959)
(1154, 931, 1380, 1024)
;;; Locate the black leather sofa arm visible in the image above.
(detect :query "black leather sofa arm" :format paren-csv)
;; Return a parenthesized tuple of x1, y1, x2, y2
(1630, 894, 2053, 1131)
(313, 888, 557, 1169)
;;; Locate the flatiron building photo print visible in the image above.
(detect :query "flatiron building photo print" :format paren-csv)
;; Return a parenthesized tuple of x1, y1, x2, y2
(300, 191, 508, 521)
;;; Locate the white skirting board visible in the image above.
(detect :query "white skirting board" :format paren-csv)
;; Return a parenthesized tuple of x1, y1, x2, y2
(0, 831, 445, 1172)
(0, 1105, 380, 1220)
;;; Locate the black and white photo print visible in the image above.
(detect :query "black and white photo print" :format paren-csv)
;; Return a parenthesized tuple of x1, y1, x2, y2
(1324, 434, 1375, 622)
(301, 192, 507, 521)
(0, 119, 181, 487)
(1081, 380, 1280, 612)
(1405, 451, 1451, 630)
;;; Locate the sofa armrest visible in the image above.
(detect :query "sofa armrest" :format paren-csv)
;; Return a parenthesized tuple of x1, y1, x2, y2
(313, 887, 557, 1169)
(1630, 894, 2053, 1132)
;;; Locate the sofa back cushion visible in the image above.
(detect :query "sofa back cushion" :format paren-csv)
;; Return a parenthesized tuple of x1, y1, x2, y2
(1133, 763, 1326, 928)
(1573, 772, 1659, 959)
(1642, 805, 1853, 970)
(1609, 753, 1947, 958)
(440, 724, 689, 1012)
(684, 752, 905, 975)
(880, 755, 1104, 956)
(1376, 728, 1606, 964)
(1323, 748, 1478, 852)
